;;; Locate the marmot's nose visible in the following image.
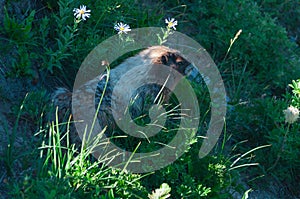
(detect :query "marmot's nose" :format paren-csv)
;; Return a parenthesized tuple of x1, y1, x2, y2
(170, 64, 177, 70)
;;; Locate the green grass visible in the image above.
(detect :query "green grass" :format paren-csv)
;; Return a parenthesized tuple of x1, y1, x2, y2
(0, 0, 300, 198)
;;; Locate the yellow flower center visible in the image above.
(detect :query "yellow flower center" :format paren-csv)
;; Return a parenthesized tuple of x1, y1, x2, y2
(168, 22, 173, 27)
(120, 27, 125, 31)
(79, 10, 85, 14)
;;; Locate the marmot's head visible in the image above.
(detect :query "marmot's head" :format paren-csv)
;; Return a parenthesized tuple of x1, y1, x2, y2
(140, 46, 191, 75)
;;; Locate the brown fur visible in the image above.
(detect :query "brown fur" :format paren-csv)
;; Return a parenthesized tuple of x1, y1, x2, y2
(52, 45, 191, 143)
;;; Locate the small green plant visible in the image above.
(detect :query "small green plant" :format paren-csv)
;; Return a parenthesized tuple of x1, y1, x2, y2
(289, 79, 300, 108)
(12, 90, 51, 126)
(9, 111, 149, 198)
(2, 8, 35, 43)
(265, 79, 300, 191)
(42, 2, 90, 74)
(232, 79, 300, 195)
(141, 130, 263, 199)
(3, 94, 27, 176)
(2, 7, 37, 78)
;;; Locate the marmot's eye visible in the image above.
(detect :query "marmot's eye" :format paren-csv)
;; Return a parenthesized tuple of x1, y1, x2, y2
(177, 61, 185, 66)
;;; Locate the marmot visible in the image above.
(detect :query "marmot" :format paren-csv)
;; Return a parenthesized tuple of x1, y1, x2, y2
(52, 45, 198, 143)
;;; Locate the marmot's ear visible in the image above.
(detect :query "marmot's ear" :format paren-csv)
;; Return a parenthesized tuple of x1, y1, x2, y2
(160, 53, 169, 65)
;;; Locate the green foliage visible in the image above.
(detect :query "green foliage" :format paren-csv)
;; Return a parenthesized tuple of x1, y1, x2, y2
(176, 175, 211, 198)
(289, 79, 300, 108)
(12, 90, 51, 126)
(2, 8, 35, 43)
(230, 80, 300, 195)
(256, 0, 300, 45)
(4, 0, 298, 92)
(1, 0, 165, 85)
(179, 0, 299, 94)
(2, 95, 27, 176)
(9, 177, 74, 199)
(265, 79, 300, 188)
(142, 139, 241, 198)
(42, 0, 77, 74)
(9, 45, 35, 77)
(8, 115, 149, 198)
(1, 7, 37, 78)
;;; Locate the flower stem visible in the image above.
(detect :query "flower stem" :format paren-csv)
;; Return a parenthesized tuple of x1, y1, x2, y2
(268, 123, 290, 171)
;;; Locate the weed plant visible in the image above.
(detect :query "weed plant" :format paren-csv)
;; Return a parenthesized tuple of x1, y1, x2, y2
(8, 114, 149, 198)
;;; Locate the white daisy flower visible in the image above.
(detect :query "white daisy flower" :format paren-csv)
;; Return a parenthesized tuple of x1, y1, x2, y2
(114, 22, 131, 34)
(165, 18, 178, 30)
(73, 5, 91, 21)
